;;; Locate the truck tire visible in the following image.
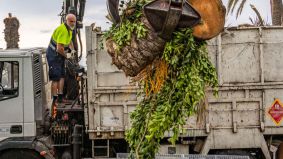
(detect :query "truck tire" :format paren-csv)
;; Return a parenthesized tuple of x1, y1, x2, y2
(61, 150, 72, 159)
(0, 149, 44, 159)
(216, 150, 256, 159)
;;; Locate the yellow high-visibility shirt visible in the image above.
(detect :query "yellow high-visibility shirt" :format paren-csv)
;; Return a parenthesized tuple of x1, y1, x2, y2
(51, 23, 72, 46)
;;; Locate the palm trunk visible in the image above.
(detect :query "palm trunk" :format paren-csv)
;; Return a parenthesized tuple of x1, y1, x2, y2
(271, 0, 282, 25)
(3, 13, 20, 49)
(106, 17, 166, 77)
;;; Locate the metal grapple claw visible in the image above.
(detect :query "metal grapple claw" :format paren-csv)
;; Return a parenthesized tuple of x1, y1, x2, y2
(143, 0, 201, 40)
(106, 0, 121, 24)
(106, 0, 201, 40)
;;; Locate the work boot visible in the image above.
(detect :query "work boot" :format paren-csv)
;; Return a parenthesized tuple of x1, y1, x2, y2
(57, 94, 63, 103)
(52, 95, 58, 103)
(57, 94, 72, 106)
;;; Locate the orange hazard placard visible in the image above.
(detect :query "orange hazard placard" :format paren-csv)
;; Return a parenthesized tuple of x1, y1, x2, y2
(268, 99, 283, 125)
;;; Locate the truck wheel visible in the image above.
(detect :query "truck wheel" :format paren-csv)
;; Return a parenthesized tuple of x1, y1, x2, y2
(216, 150, 256, 159)
(0, 149, 44, 159)
(61, 150, 72, 159)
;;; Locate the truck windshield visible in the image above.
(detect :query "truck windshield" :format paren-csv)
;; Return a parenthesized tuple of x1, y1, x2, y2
(0, 61, 19, 101)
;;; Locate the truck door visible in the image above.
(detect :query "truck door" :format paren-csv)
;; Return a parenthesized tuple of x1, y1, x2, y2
(0, 59, 23, 137)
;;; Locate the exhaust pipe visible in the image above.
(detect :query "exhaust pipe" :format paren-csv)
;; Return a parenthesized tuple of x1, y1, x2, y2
(72, 125, 83, 159)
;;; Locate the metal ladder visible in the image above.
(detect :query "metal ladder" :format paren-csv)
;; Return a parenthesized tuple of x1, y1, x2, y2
(93, 140, 110, 158)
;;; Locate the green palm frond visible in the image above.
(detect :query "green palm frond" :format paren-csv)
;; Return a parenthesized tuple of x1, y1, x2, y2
(227, 0, 249, 19)
(227, 0, 238, 14)
(250, 4, 265, 26)
(227, 0, 235, 14)
(236, 0, 247, 18)
(249, 17, 254, 24)
(228, 0, 276, 25)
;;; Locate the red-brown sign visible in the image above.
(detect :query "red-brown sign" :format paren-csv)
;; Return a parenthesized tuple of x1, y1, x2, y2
(268, 99, 283, 125)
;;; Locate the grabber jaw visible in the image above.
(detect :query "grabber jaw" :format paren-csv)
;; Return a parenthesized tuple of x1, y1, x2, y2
(106, 0, 121, 24)
(143, 0, 201, 40)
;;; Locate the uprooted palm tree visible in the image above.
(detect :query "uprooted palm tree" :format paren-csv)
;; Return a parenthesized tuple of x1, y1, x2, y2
(3, 13, 20, 49)
(227, 0, 282, 25)
(106, 0, 226, 76)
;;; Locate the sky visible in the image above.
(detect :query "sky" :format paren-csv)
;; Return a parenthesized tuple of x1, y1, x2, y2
(0, 0, 272, 65)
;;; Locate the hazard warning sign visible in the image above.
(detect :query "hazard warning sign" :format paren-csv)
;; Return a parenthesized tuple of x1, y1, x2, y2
(268, 99, 283, 125)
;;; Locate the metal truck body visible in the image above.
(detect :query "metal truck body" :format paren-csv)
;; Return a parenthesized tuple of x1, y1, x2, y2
(85, 26, 283, 158)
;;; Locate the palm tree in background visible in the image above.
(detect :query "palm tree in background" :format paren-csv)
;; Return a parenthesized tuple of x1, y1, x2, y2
(3, 13, 20, 49)
(227, 0, 282, 25)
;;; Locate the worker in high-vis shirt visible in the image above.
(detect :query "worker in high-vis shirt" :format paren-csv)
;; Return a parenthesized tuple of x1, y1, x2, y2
(46, 14, 76, 117)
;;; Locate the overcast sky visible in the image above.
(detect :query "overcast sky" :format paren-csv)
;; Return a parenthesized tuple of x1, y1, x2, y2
(0, 0, 271, 65)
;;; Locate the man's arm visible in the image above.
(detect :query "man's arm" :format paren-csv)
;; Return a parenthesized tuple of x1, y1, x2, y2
(56, 43, 66, 58)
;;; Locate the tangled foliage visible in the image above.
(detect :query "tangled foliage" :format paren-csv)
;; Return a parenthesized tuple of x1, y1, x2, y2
(126, 29, 218, 158)
(104, 1, 218, 158)
(133, 59, 169, 96)
(104, 0, 149, 51)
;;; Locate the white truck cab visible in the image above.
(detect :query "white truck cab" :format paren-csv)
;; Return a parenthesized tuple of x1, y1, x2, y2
(0, 48, 53, 159)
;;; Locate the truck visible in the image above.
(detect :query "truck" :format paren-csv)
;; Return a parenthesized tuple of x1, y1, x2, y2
(1, 26, 283, 159)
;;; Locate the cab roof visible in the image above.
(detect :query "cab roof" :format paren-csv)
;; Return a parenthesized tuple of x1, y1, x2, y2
(0, 48, 45, 58)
